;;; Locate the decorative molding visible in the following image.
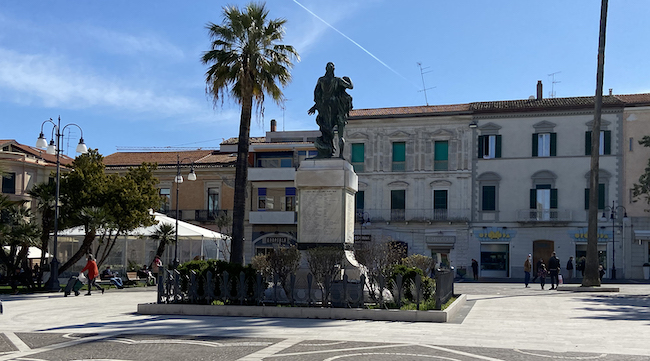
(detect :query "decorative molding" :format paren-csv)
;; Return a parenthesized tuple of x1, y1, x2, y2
(477, 172, 501, 181)
(533, 120, 557, 133)
(387, 181, 409, 188)
(429, 180, 452, 187)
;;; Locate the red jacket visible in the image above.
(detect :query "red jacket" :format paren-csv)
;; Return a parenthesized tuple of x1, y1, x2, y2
(82, 260, 99, 280)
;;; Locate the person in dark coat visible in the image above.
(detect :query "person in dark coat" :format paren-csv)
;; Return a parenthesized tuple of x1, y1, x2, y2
(532, 258, 543, 282)
(548, 252, 560, 290)
(471, 259, 479, 280)
(566, 257, 574, 280)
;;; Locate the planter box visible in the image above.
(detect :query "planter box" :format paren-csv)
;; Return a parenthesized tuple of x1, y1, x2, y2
(137, 294, 467, 323)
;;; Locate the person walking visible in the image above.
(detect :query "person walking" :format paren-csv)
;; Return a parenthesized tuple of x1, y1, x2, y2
(548, 252, 560, 290)
(151, 255, 163, 280)
(81, 254, 104, 296)
(471, 259, 479, 280)
(538, 262, 548, 289)
(532, 258, 543, 282)
(566, 257, 574, 281)
(524, 254, 532, 287)
(101, 266, 124, 289)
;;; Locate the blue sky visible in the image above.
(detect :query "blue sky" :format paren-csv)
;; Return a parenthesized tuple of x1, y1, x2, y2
(2, 1, 649, 157)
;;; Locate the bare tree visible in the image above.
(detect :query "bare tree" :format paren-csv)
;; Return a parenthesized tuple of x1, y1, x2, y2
(354, 238, 402, 302)
(307, 246, 344, 302)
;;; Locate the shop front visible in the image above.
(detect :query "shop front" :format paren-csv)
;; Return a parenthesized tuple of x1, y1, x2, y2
(569, 228, 610, 279)
(474, 227, 516, 278)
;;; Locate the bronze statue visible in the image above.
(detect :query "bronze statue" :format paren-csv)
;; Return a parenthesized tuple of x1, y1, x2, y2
(308, 62, 353, 159)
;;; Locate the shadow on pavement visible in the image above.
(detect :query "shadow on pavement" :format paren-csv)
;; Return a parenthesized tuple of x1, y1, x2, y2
(573, 294, 650, 322)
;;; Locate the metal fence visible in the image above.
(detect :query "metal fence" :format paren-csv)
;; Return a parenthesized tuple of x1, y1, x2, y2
(157, 268, 455, 310)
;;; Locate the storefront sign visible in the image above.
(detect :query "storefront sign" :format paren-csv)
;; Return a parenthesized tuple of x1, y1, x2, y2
(354, 235, 372, 242)
(474, 227, 516, 241)
(568, 228, 611, 242)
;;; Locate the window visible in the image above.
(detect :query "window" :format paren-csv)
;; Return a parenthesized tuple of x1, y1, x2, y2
(482, 186, 496, 211)
(159, 188, 170, 213)
(355, 190, 365, 211)
(2, 173, 16, 194)
(478, 135, 502, 159)
(529, 184, 558, 220)
(258, 188, 268, 210)
(434, 141, 448, 170)
(433, 190, 448, 220)
(532, 133, 557, 157)
(298, 150, 318, 165)
(480, 244, 508, 271)
(285, 187, 296, 211)
(585, 130, 611, 155)
(351, 143, 365, 172)
(207, 188, 219, 214)
(256, 152, 293, 168)
(584, 184, 606, 210)
(391, 189, 405, 221)
(392, 142, 406, 171)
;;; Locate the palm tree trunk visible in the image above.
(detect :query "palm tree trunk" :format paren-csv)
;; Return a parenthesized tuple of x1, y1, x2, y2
(231, 92, 253, 265)
(58, 230, 96, 274)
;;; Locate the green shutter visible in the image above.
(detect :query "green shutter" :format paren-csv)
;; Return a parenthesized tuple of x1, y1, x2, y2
(495, 135, 502, 158)
(478, 136, 484, 158)
(603, 130, 611, 155)
(532, 133, 538, 157)
(550, 133, 557, 156)
(355, 190, 365, 210)
(598, 183, 605, 209)
(434, 190, 448, 210)
(391, 189, 405, 210)
(434, 141, 448, 161)
(530, 189, 537, 209)
(584, 188, 590, 210)
(482, 186, 496, 211)
(351, 143, 364, 163)
(585, 131, 592, 155)
(392, 142, 405, 162)
(550, 189, 558, 209)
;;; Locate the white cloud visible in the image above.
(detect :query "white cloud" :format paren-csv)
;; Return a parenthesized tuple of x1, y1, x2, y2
(0, 48, 204, 118)
(77, 25, 185, 59)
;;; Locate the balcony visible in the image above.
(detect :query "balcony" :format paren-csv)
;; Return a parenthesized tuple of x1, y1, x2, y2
(248, 167, 296, 182)
(516, 209, 572, 223)
(249, 211, 297, 225)
(357, 209, 470, 223)
(164, 209, 230, 223)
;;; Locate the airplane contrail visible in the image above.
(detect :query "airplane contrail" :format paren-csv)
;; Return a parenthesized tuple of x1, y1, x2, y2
(292, 0, 418, 88)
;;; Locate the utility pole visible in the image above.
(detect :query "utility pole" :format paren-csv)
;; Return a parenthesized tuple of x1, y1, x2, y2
(584, 0, 608, 287)
(417, 62, 435, 106)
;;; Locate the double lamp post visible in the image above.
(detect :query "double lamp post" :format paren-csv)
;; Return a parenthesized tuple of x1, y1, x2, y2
(36, 117, 88, 290)
(172, 154, 197, 269)
(601, 200, 627, 280)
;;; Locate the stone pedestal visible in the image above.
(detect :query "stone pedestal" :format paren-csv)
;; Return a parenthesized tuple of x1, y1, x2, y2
(295, 159, 361, 278)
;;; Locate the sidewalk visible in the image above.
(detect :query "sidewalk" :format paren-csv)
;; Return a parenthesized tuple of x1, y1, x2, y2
(1, 283, 649, 357)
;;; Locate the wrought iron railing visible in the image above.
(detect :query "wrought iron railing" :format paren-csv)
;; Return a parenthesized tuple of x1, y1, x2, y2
(356, 209, 470, 223)
(517, 209, 572, 222)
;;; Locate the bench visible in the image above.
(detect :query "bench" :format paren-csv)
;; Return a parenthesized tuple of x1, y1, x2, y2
(126, 271, 153, 286)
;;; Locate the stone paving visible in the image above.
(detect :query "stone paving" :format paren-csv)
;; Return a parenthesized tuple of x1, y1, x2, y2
(0, 283, 649, 360)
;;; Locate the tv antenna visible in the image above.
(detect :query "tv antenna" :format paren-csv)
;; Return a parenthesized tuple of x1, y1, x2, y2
(548, 71, 561, 98)
(281, 98, 291, 131)
(417, 62, 435, 106)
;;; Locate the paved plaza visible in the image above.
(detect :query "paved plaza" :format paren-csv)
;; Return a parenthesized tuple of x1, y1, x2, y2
(1, 281, 649, 360)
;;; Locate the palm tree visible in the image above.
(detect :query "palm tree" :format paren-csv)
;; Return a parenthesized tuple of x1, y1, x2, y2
(151, 223, 176, 263)
(202, 2, 299, 265)
(28, 182, 55, 286)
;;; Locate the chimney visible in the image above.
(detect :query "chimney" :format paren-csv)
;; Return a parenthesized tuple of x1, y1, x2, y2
(536, 80, 543, 100)
(609, 88, 613, 96)
(270, 119, 277, 132)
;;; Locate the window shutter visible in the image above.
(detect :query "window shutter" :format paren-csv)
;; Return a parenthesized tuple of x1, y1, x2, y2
(532, 133, 538, 157)
(598, 183, 606, 209)
(550, 188, 558, 209)
(478, 136, 484, 158)
(584, 188, 590, 210)
(529, 189, 536, 209)
(603, 130, 611, 155)
(550, 133, 557, 156)
(495, 135, 502, 158)
(585, 131, 592, 155)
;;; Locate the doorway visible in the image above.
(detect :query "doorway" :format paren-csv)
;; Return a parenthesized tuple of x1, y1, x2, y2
(533, 240, 554, 273)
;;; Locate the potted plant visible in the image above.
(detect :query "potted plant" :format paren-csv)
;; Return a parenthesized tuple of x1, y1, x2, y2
(643, 263, 650, 280)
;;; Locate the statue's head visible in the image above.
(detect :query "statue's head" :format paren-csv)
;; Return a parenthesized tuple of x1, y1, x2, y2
(326, 62, 335, 74)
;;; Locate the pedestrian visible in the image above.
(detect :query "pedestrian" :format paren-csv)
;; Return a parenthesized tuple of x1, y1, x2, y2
(532, 258, 543, 282)
(524, 254, 532, 287)
(471, 259, 479, 280)
(81, 254, 104, 296)
(577, 257, 586, 277)
(101, 266, 124, 289)
(566, 257, 574, 281)
(548, 252, 560, 290)
(152, 255, 163, 280)
(599, 264, 605, 280)
(538, 262, 548, 289)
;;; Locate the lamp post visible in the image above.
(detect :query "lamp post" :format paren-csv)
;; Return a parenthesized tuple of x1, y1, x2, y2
(173, 154, 197, 268)
(601, 200, 627, 280)
(356, 211, 370, 242)
(36, 117, 88, 291)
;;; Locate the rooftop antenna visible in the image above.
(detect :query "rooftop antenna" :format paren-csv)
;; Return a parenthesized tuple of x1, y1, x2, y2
(281, 99, 291, 131)
(548, 71, 561, 98)
(417, 62, 435, 106)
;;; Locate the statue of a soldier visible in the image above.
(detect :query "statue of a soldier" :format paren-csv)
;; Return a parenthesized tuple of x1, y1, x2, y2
(308, 62, 353, 159)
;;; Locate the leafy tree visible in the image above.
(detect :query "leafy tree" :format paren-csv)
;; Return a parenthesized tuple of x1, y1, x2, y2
(202, 2, 299, 264)
(27, 182, 55, 286)
(0, 198, 40, 276)
(402, 254, 434, 277)
(251, 245, 301, 294)
(151, 223, 176, 261)
(633, 136, 650, 209)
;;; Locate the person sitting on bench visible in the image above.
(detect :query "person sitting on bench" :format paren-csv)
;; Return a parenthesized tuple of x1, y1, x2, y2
(101, 266, 124, 289)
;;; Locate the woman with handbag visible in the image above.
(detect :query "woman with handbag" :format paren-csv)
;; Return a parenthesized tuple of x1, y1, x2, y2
(81, 254, 104, 295)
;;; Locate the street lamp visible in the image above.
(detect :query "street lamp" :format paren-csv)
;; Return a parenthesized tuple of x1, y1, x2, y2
(601, 200, 627, 280)
(173, 154, 197, 268)
(36, 117, 88, 291)
(356, 211, 371, 241)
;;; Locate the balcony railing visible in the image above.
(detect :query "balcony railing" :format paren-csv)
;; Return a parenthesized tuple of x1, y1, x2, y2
(356, 209, 470, 223)
(164, 209, 230, 223)
(517, 209, 572, 223)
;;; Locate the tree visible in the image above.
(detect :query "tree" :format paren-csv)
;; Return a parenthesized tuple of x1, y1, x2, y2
(633, 136, 650, 208)
(27, 182, 55, 287)
(402, 254, 434, 277)
(202, 2, 299, 265)
(151, 223, 176, 261)
(307, 246, 344, 302)
(354, 239, 403, 302)
(0, 198, 40, 276)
